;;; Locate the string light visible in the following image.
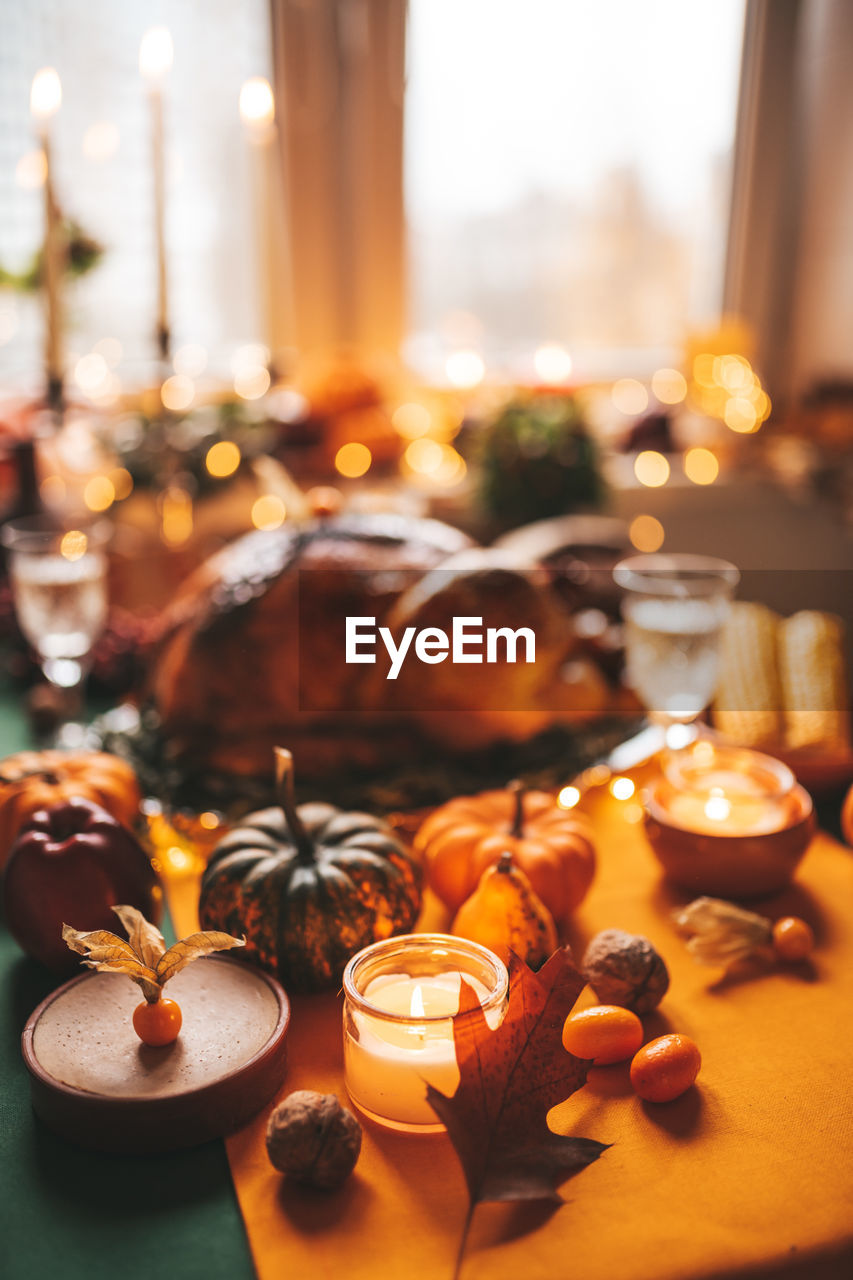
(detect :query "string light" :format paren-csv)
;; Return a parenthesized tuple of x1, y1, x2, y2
(609, 777, 635, 801)
(557, 785, 581, 809)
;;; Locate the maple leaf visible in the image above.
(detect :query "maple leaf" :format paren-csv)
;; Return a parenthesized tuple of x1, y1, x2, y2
(427, 947, 609, 1272)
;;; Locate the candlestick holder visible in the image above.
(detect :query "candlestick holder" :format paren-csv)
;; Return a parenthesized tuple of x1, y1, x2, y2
(342, 934, 508, 1134)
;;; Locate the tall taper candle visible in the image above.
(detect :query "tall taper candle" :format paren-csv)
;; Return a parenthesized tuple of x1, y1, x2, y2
(239, 77, 281, 370)
(30, 67, 64, 410)
(139, 27, 174, 364)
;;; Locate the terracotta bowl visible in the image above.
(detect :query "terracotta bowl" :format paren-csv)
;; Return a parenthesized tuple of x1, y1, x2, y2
(643, 782, 815, 898)
(22, 956, 290, 1152)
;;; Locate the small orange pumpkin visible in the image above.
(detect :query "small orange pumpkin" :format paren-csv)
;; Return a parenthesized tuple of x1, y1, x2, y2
(414, 781, 595, 927)
(0, 750, 141, 868)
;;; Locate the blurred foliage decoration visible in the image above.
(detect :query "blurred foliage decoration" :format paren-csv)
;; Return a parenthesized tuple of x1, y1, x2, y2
(0, 220, 103, 292)
(473, 393, 605, 534)
(102, 399, 277, 496)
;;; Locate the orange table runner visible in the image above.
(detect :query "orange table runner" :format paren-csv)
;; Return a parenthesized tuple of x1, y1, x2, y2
(165, 775, 853, 1280)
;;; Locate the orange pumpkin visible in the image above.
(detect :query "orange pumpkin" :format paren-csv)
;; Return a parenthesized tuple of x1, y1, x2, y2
(0, 750, 141, 868)
(414, 782, 595, 927)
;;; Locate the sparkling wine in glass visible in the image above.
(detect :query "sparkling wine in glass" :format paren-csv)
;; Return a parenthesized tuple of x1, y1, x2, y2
(2, 517, 110, 695)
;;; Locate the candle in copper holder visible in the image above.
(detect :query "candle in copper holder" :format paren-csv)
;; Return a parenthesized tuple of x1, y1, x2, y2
(643, 740, 815, 897)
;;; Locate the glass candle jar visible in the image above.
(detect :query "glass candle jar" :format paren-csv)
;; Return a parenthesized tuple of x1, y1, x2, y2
(342, 934, 508, 1134)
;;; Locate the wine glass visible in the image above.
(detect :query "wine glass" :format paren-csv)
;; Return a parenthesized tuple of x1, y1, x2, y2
(2, 515, 110, 712)
(613, 553, 739, 751)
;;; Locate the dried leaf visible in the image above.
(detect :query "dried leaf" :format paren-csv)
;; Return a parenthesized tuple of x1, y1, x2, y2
(673, 896, 773, 969)
(62, 909, 244, 1004)
(156, 930, 245, 983)
(111, 905, 167, 968)
(61, 924, 161, 1002)
(427, 948, 609, 1210)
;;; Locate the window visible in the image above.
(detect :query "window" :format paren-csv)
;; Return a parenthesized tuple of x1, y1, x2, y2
(0, 0, 269, 390)
(404, 0, 746, 380)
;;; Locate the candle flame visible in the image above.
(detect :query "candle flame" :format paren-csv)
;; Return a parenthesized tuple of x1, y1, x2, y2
(240, 77, 275, 127)
(31, 67, 61, 120)
(704, 795, 732, 822)
(409, 984, 426, 1018)
(139, 27, 173, 80)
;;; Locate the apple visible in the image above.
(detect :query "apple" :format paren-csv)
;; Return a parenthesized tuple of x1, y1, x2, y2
(3, 797, 161, 972)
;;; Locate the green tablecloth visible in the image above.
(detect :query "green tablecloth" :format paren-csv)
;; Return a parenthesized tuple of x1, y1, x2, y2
(0, 688, 255, 1280)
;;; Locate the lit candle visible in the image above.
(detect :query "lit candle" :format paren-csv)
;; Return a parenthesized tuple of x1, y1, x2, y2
(30, 67, 64, 409)
(139, 27, 173, 363)
(660, 742, 797, 836)
(343, 935, 507, 1132)
(239, 77, 279, 364)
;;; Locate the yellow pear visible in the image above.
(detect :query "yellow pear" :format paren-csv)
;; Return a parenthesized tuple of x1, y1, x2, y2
(451, 851, 558, 969)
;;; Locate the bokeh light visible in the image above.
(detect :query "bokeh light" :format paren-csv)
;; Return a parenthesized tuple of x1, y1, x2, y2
(651, 368, 687, 404)
(206, 440, 241, 478)
(174, 343, 208, 378)
(392, 402, 432, 439)
(634, 450, 670, 487)
(629, 514, 665, 552)
(557, 785, 581, 809)
(83, 475, 115, 512)
(239, 77, 275, 126)
(30, 68, 61, 118)
(445, 350, 485, 388)
(251, 494, 286, 530)
(234, 366, 271, 400)
(335, 442, 372, 478)
(60, 530, 87, 561)
(161, 374, 195, 412)
(609, 776, 636, 800)
(612, 378, 649, 416)
(533, 344, 573, 383)
(684, 447, 719, 485)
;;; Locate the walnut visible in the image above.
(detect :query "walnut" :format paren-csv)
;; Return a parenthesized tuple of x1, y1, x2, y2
(266, 1091, 362, 1189)
(582, 929, 669, 1013)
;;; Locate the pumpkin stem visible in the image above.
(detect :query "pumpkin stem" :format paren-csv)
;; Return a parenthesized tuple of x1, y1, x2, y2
(508, 780, 525, 838)
(274, 748, 313, 857)
(497, 851, 514, 874)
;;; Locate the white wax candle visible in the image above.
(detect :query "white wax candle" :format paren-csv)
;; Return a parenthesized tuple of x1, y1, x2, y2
(664, 786, 790, 836)
(140, 28, 173, 361)
(30, 68, 63, 404)
(344, 971, 494, 1128)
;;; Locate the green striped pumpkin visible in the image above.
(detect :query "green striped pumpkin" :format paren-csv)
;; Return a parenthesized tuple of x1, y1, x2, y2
(198, 751, 421, 991)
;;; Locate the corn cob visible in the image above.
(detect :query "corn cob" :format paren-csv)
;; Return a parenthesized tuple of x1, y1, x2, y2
(713, 602, 783, 746)
(778, 611, 850, 750)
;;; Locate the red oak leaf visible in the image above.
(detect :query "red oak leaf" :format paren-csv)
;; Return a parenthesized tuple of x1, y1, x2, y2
(427, 947, 609, 1208)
